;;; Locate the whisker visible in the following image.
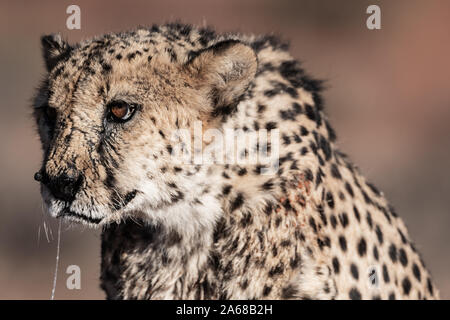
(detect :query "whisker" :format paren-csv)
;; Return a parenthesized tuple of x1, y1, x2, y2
(50, 219, 62, 300)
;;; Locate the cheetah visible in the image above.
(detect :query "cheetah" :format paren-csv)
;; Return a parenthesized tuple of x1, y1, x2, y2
(32, 23, 439, 300)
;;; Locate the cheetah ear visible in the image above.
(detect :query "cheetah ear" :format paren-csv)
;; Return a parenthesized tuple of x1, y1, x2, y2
(185, 40, 257, 116)
(41, 34, 72, 71)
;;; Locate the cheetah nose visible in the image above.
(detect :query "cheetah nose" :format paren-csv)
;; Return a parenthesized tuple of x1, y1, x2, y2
(34, 170, 44, 182)
(37, 170, 84, 202)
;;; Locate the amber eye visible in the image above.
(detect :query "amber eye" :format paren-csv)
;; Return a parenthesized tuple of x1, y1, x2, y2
(107, 101, 137, 122)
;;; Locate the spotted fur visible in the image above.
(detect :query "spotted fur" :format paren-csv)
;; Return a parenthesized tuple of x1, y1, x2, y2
(32, 23, 439, 300)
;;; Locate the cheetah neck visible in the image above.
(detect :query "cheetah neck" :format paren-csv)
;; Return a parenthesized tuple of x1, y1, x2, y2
(100, 219, 215, 299)
(99, 165, 336, 300)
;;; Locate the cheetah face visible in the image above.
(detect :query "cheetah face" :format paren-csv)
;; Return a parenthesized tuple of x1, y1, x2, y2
(33, 33, 257, 228)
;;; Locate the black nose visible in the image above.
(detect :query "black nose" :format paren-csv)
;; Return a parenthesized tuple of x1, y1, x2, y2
(35, 170, 83, 202)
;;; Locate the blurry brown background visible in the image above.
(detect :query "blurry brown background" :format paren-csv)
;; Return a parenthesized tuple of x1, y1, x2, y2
(0, 0, 449, 299)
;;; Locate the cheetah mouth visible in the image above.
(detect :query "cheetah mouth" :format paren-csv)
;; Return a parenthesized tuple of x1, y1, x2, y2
(57, 208, 103, 225)
(43, 188, 139, 226)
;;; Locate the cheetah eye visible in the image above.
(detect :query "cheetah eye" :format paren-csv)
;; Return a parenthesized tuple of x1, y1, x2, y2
(107, 101, 137, 123)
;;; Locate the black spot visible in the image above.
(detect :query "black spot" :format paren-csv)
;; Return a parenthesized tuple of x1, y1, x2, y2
(318, 207, 327, 226)
(240, 212, 252, 227)
(353, 206, 360, 222)
(339, 212, 349, 228)
(389, 244, 398, 263)
(388, 292, 396, 300)
(399, 248, 408, 266)
(265, 122, 277, 130)
(373, 246, 379, 260)
(367, 182, 381, 196)
(357, 238, 367, 257)
(179, 24, 192, 36)
(345, 182, 354, 197)
(127, 52, 136, 61)
(198, 27, 216, 46)
(240, 279, 249, 290)
(269, 263, 284, 277)
(309, 217, 317, 233)
(282, 134, 291, 145)
(319, 135, 332, 161)
(230, 193, 244, 212)
(304, 168, 314, 181)
(280, 239, 291, 247)
(366, 211, 373, 229)
(315, 168, 323, 185)
(237, 167, 247, 176)
(325, 120, 337, 141)
(305, 104, 316, 121)
(379, 205, 392, 223)
(281, 284, 298, 299)
(375, 225, 383, 244)
(349, 288, 361, 300)
(166, 47, 177, 62)
(300, 126, 309, 136)
(402, 277, 412, 295)
(332, 257, 340, 274)
(261, 180, 274, 190)
(326, 191, 335, 209)
(280, 109, 296, 121)
(398, 228, 408, 244)
(150, 24, 160, 32)
(293, 133, 302, 143)
(361, 190, 373, 205)
(382, 264, 390, 283)
(412, 263, 421, 281)
(292, 102, 302, 113)
(338, 236, 347, 252)
(427, 278, 434, 295)
(167, 231, 183, 247)
(350, 264, 359, 280)
(330, 164, 341, 179)
(330, 214, 337, 229)
(263, 202, 274, 216)
(281, 198, 293, 213)
(275, 217, 282, 228)
(170, 190, 184, 202)
(262, 285, 272, 296)
(101, 63, 112, 73)
(257, 104, 266, 113)
(389, 205, 399, 218)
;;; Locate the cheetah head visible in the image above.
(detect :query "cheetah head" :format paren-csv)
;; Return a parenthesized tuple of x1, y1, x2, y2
(33, 32, 257, 230)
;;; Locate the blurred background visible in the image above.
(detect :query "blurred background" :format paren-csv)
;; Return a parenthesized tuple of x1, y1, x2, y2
(0, 0, 449, 299)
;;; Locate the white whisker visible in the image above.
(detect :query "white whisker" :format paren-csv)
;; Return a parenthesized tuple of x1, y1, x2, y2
(50, 219, 62, 300)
